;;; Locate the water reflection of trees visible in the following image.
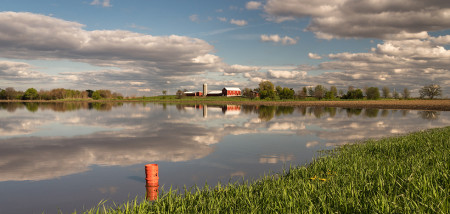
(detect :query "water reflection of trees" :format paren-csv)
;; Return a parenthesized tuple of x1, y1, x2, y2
(25, 103, 39, 112)
(418, 111, 440, 120)
(1, 102, 422, 120)
(0, 102, 24, 112)
(275, 106, 294, 116)
(345, 108, 363, 117)
(364, 108, 379, 118)
(258, 106, 276, 121)
(0, 102, 124, 112)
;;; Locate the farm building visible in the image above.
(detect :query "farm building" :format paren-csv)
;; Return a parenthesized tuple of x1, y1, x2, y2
(206, 90, 223, 96)
(185, 91, 203, 96)
(222, 87, 241, 97)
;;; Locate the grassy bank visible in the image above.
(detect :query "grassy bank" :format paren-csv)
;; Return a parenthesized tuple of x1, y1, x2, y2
(81, 127, 449, 214)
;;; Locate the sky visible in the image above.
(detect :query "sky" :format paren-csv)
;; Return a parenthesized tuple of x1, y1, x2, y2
(0, 0, 449, 96)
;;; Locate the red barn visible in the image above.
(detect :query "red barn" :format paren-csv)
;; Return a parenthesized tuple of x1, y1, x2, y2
(222, 87, 241, 97)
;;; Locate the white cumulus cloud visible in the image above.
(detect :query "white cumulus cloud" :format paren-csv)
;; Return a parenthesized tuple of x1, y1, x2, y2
(264, 0, 450, 40)
(246, 1, 262, 10)
(230, 19, 248, 26)
(261, 34, 298, 45)
(90, 0, 111, 7)
(268, 70, 306, 79)
(0, 12, 233, 93)
(308, 53, 322, 59)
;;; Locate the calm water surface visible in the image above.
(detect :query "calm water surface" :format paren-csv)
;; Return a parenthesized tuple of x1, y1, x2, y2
(0, 102, 448, 213)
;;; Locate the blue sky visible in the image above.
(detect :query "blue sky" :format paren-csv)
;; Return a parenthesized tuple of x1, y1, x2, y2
(1, 0, 449, 96)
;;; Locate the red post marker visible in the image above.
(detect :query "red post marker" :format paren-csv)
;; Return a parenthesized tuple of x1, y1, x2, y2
(145, 164, 159, 201)
(146, 185, 159, 201)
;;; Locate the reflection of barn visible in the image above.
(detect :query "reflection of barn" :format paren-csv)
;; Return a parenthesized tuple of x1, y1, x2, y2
(222, 88, 241, 97)
(222, 105, 241, 115)
(185, 91, 203, 96)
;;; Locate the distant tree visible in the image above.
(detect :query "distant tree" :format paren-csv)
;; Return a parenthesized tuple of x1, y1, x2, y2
(80, 91, 89, 99)
(297, 87, 307, 99)
(348, 86, 355, 92)
(176, 89, 185, 99)
(279, 87, 294, 99)
(86, 89, 94, 98)
(92, 91, 101, 100)
(307, 87, 314, 97)
(96, 89, 112, 99)
(324, 91, 334, 99)
(38, 89, 50, 100)
(343, 88, 364, 99)
(403, 88, 410, 99)
(0, 88, 6, 100)
(50, 88, 66, 99)
(366, 87, 380, 100)
(314, 85, 326, 100)
(23, 88, 39, 100)
(276, 86, 282, 96)
(330, 86, 337, 98)
(162, 90, 167, 95)
(15, 90, 24, 100)
(419, 84, 441, 99)
(112, 92, 123, 99)
(382, 86, 390, 98)
(4, 87, 16, 100)
(363, 86, 369, 97)
(338, 89, 344, 97)
(393, 89, 399, 99)
(258, 81, 275, 100)
(243, 88, 256, 99)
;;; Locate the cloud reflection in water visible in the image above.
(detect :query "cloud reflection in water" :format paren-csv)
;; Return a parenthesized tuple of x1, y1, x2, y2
(0, 103, 448, 182)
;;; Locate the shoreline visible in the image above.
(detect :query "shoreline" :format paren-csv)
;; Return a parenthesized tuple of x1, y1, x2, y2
(81, 126, 450, 213)
(1, 99, 449, 111)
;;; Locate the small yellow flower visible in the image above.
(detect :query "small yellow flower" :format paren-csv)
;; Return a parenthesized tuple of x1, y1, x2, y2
(319, 178, 327, 181)
(310, 176, 317, 180)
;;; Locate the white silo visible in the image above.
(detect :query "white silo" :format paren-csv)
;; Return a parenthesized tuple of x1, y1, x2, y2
(203, 83, 207, 97)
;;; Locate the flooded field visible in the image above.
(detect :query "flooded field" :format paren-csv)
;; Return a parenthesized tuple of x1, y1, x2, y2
(0, 102, 448, 213)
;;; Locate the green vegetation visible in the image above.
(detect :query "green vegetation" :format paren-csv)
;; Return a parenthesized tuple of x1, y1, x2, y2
(258, 80, 276, 100)
(366, 87, 380, 100)
(81, 127, 449, 213)
(0, 83, 444, 101)
(0, 87, 123, 101)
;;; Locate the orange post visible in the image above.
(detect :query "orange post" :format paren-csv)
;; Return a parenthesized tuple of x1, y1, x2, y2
(145, 185, 159, 201)
(145, 164, 159, 201)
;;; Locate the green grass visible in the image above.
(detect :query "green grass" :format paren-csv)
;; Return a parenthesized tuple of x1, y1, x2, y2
(80, 127, 449, 213)
(136, 95, 341, 102)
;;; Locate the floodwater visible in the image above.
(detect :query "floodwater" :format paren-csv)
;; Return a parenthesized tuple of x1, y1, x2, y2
(0, 102, 448, 214)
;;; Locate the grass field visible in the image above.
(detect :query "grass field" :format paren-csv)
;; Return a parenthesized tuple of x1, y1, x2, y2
(80, 126, 450, 214)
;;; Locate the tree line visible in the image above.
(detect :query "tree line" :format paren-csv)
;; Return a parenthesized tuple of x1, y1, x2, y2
(0, 87, 123, 100)
(242, 81, 442, 100)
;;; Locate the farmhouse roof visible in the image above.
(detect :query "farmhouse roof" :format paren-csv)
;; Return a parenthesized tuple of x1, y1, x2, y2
(223, 87, 241, 91)
(208, 90, 223, 94)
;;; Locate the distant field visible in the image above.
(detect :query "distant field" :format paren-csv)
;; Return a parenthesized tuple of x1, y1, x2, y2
(1, 98, 449, 111)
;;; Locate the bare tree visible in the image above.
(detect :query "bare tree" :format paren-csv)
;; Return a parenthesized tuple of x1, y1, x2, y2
(382, 86, 390, 98)
(419, 84, 441, 99)
(403, 88, 410, 99)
